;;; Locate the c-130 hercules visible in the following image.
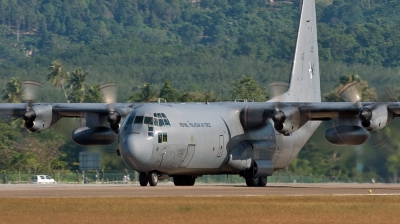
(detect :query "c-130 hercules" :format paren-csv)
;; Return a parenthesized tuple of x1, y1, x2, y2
(1, 0, 396, 187)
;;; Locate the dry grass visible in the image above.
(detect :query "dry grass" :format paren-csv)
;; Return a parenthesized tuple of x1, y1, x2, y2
(0, 196, 399, 224)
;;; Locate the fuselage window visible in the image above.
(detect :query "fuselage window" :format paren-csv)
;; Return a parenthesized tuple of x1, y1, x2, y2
(163, 133, 167, 142)
(157, 132, 168, 143)
(133, 116, 144, 124)
(158, 133, 162, 143)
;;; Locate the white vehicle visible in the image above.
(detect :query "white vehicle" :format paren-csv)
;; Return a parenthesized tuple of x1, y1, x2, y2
(31, 175, 56, 184)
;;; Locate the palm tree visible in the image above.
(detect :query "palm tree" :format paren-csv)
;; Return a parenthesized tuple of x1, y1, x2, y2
(140, 83, 158, 102)
(85, 84, 103, 103)
(48, 60, 70, 103)
(127, 83, 158, 103)
(1, 78, 23, 103)
(68, 68, 88, 103)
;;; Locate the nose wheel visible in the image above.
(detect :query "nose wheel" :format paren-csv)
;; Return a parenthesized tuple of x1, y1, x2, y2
(148, 171, 158, 186)
(139, 172, 149, 186)
(139, 171, 159, 186)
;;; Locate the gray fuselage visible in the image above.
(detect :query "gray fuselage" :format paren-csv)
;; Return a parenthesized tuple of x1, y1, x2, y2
(119, 103, 320, 176)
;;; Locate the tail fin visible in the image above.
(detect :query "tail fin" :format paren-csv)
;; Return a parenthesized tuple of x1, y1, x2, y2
(272, 0, 321, 103)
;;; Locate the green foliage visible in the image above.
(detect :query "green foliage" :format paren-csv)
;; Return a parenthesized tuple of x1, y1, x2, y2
(324, 74, 377, 102)
(159, 80, 178, 102)
(1, 78, 23, 103)
(232, 76, 268, 102)
(47, 60, 70, 103)
(68, 68, 88, 103)
(128, 83, 159, 103)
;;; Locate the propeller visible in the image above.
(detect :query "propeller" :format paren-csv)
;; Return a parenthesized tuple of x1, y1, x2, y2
(335, 80, 395, 149)
(268, 82, 289, 100)
(21, 80, 42, 129)
(98, 83, 121, 133)
(339, 82, 361, 104)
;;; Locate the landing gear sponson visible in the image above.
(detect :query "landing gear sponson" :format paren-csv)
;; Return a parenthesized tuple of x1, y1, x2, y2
(139, 171, 267, 187)
(139, 171, 197, 187)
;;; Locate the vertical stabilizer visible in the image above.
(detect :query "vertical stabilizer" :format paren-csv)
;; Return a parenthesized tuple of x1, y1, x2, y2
(273, 0, 321, 103)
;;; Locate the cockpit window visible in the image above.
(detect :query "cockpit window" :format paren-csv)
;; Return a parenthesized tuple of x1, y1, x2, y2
(144, 117, 152, 124)
(151, 113, 171, 127)
(133, 116, 144, 124)
(124, 115, 134, 126)
(153, 118, 159, 126)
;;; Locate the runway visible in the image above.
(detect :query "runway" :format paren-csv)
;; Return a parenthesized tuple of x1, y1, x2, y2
(1, 183, 400, 197)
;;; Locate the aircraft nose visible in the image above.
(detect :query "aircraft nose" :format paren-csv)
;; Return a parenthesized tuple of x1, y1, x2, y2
(121, 134, 153, 172)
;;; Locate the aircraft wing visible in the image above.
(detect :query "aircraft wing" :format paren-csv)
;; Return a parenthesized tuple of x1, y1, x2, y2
(0, 103, 138, 117)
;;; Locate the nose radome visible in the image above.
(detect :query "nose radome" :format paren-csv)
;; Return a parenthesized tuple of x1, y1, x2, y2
(121, 134, 153, 172)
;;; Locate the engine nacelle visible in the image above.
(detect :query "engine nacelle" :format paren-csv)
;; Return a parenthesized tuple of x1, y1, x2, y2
(359, 105, 393, 132)
(107, 111, 121, 133)
(72, 126, 118, 145)
(325, 125, 370, 146)
(240, 107, 268, 131)
(272, 107, 306, 135)
(23, 105, 58, 132)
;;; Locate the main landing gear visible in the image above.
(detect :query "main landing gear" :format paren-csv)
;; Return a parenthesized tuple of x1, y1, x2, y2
(244, 175, 268, 187)
(173, 175, 196, 186)
(139, 171, 159, 186)
(139, 172, 197, 187)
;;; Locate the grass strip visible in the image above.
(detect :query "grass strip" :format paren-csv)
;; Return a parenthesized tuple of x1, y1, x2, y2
(0, 195, 399, 224)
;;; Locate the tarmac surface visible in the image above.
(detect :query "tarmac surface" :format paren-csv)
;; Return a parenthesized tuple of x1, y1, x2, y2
(1, 183, 400, 197)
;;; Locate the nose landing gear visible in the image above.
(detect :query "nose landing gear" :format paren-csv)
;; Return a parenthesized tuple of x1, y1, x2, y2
(139, 171, 159, 186)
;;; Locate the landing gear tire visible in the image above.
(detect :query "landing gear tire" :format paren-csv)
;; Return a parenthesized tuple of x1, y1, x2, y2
(148, 171, 158, 187)
(258, 177, 267, 187)
(173, 175, 196, 186)
(139, 172, 149, 186)
(245, 176, 260, 187)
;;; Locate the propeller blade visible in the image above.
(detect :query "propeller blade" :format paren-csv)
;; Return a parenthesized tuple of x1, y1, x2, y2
(339, 82, 361, 103)
(268, 82, 289, 99)
(99, 83, 117, 104)
(22, 80, 42, 108)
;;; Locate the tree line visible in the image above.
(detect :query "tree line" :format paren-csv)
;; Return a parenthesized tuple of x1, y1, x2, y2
(2, 69, 400, 181)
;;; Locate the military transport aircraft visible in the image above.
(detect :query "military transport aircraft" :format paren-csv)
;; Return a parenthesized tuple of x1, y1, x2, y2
(0, 0, 396, 187)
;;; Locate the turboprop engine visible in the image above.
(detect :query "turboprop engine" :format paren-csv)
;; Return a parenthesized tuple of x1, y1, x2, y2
(23, 105, 60, 132)
(359, 105, 393, 132)
(272, 107, 307, 135)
